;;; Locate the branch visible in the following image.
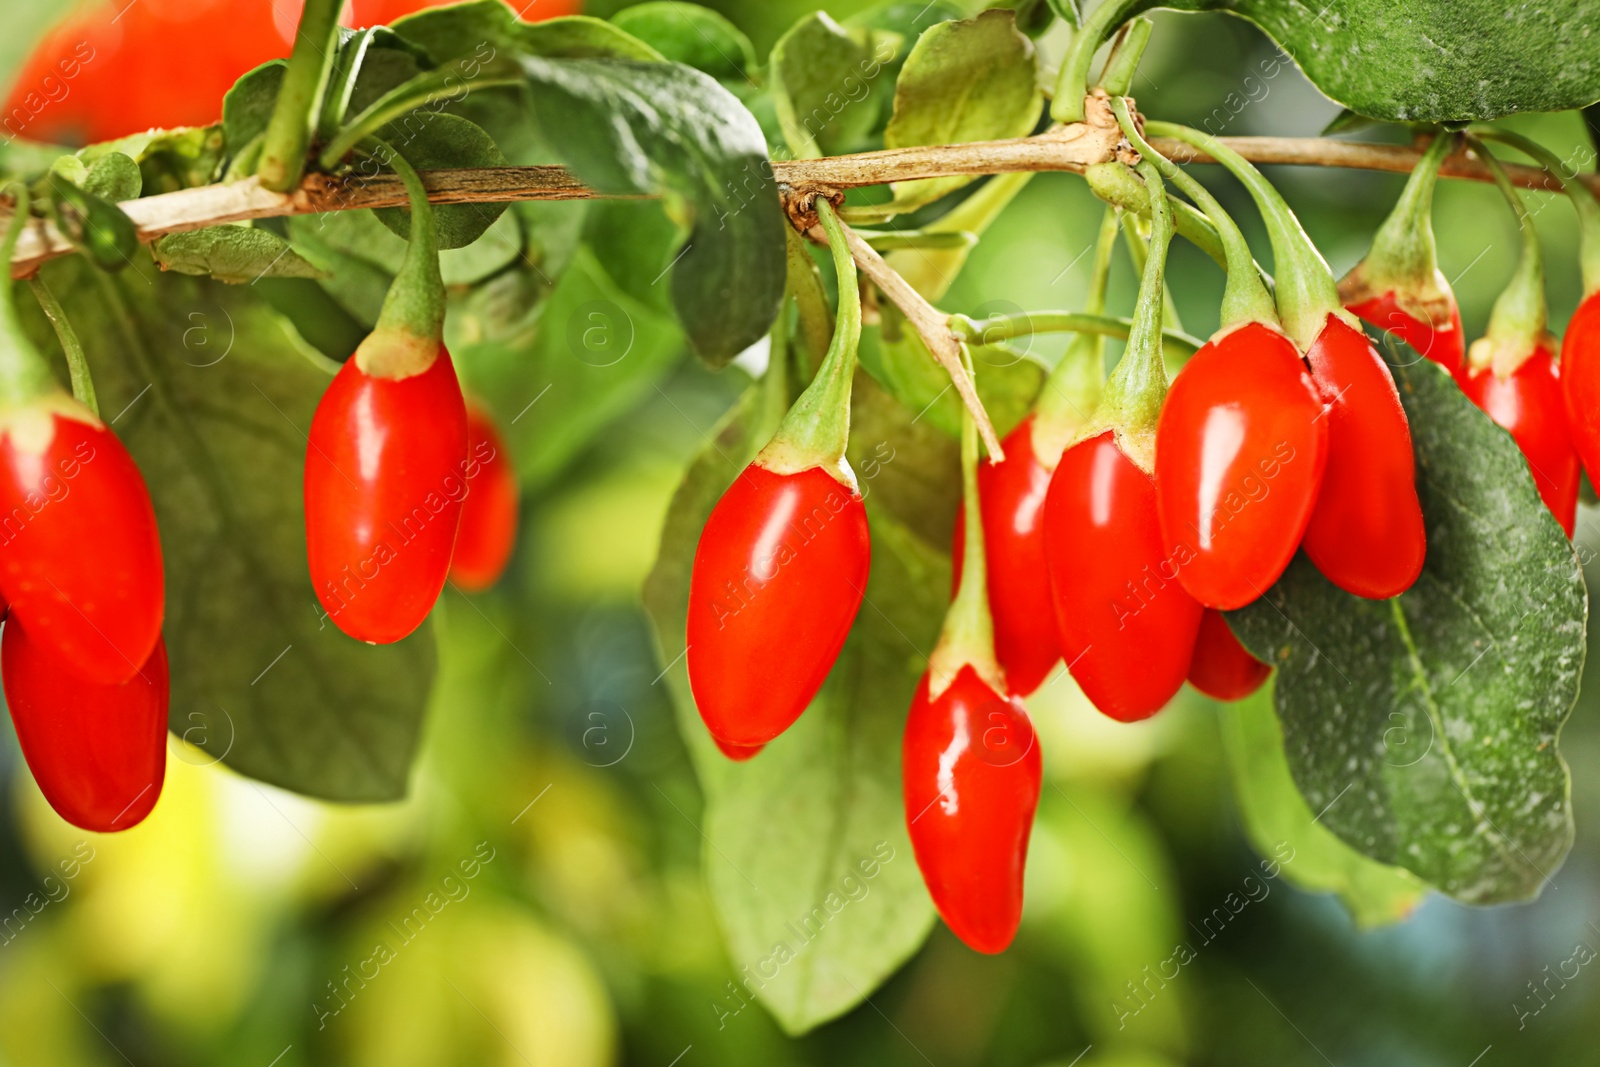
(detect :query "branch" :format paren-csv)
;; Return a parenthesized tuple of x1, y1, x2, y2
(9, 129, 1594, 277)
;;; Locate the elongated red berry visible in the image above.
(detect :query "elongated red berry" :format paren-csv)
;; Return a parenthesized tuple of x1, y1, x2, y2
(0, 399, 164, 683)
(1154, 322, 1328, 609)
(449, 404, 518, 591)
(951, 416, 1059, 694)
(1044, 431, 1203, 720)
(712, 735, 765, 761)
(1562, 291, 1600, 483)
(1460, 344, 1579, 536)
(1347, 289, 1465, 374)
(1300, 315, 1426, 599)
(305, 346, 468, 643)
(1187, 609, 1269, 701)
(3, 619, 167, 832)
(687, 464, 869, 746)
(903, 664, 1040, 954)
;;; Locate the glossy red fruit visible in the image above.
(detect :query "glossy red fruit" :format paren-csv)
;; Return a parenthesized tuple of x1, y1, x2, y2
(1561, 291, 1600, 482)
(950, 416, 1059, 694)
(449, 406, 518, 592)
(1460, 345, 1580, 537)
(903, 664, 1041, 954)
(305, 347, 468, 643)
(686, 464, 870, 747)
(3, 619, 167, 832)
(1154, 322, 1328, 609)
(1043, 431, 1204, 720)
(1347, 290, 1465, 375)
(712, 735, 765, 762)
(1299, 314, 1426, 599)
(0, 403, 164, 684)
(1187, 609, 1270, 701)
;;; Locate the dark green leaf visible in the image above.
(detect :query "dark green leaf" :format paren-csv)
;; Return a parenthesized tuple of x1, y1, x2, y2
(391, 2, 662, 63)
(47, 173, 138, 272)
(372, 111, 510, 249)
(153, 225, 326, 284)
(1226, 359, 1584, 903)
(519, 56, 785, 366)
(28, 260, 435, 801)
(81, 151, 141, 202)
(1219, 687, 1427, 928)
(610, 2, 758, 81)
(769, 12, 897, 158)
(882, 10, 1042, 211)
(222, 61, 285, 155)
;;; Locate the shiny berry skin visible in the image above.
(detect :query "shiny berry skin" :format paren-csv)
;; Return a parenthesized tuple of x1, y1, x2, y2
(1561, 291, 1600, 484)
(712, 735, 765, 761)
(903, 664, 1041, 954)
(1347, 289, 1465, 375)
(1460, 346, 1580, 537)
(950, 416, 1059, 695)
(1187, 609, 1270, 701)
(1154, 323, 1328, 609)
(1300, 315, 1426, 599)
(687, 464, 869, 746)
(1043, 431, 1204, 720)
(0, 403, 164, 684)
(3, 620, 168, 832)
(305, 347, 468, 643)
(449, 406, 519, 592)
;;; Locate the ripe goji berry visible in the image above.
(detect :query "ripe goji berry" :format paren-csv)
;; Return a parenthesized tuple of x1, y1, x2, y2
(1563, 292, 1600, 482)
(449, 404, 518, 592)
(1462, 346, 1579, 536)
(1187, 608, 1269, 701)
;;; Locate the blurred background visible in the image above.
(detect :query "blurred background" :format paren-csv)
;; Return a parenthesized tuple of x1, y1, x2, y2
(3, 1, 1600, 1064)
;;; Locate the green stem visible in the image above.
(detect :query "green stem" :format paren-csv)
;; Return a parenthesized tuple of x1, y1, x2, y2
(1112, 97, 1278, 330)
(319, 63, 523, 170)
(1122, 212, 1184, 334)
(363, 139, 445, 345)
(1147, 120, 1343, 351)
(1033, 206, 1118, 452)
(785, 224, 833, 372)
(853, 230, 977, 252)
(950, 309, 1204, 359)
(1099, 17, 1152, 98)
(1051, 0, 1153, 123)
(756, 297, 793, 446)
(929, 346, 1002, 694)
(0, 186, 58, 407)
(257, 0, 343, 192)
(757, 201, 861, 481)
(1468, 138, 1546, 374)
(1470, 125, 1600, 298)
(1084, 160, 1229, 269)
(319, 28, 378, 141)
(1360, 131, 1453, 291)
(1099, 158, 1173, 457)
(27, 277, 96, 416)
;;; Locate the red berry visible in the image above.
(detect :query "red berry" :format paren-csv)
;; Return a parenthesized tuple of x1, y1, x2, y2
(1187, 609, 1270, 701)
(1154, 322, 1328, 609)
(1043, 431, 1203, 720)
(1460, 345, 1579, 537)
(1347, 289, 1465, 375)
(950, 416, 1059, 695)
(687, 464, 869, 746)
(1299, 315, 1426, 599)
(449, 405, 519, 591)
(0, 402, 164, 684)
(1561, 291, 1600, 485)
(3, 619, 167, 832)
(711, 735, 765, 761)
(903, 664, 1040, 954)
(305, 346, 468, 643)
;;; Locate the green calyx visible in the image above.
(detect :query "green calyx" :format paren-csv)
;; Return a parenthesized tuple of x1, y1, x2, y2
(353, 139, 447, 379)
(257, 0, 342, 192)
(1094, 158, 1174, 471)
(756, 200, 862, 488)
(927, 347, 1004, 699)
(1147, 121, 1347, 352)
(1467, 140, 1548, 377)
(1341, 131, 1454, 312)
(1470, 125, 1600, 300)
(1112, 98, 1278, 332)
(1032, 205, 1119, 466)
(0, 185, 62, 409)
(1051, 0, 1155, 123)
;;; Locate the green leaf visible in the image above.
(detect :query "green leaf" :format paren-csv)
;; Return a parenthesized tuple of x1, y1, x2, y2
(610, 2, 758, 82)
(860, 314, 1043, 442)
(1226, 359, 1584, 904)
(372, 111, 510, 249)
(81, 152, 141, 202)
(391, 2, 662, 63)
(1168, 0, 1600, 121)
(1219, 687, 1427, 928)
(769, 12, 896, 159)
(1043, 0, 1080, 27)
(882, 10, 1042, 211)
(28, 260, 435, 801)
(222, 61, 285, 155)
(81, 125, 227, 195)
(643, 376, 947, 1035)
(46, 173, 138, 272)
(518, 56, 786, 366)
(153, 225, 327, 284)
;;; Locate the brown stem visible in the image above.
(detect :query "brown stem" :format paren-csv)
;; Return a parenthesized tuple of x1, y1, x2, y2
(8, 130, 1589, 278)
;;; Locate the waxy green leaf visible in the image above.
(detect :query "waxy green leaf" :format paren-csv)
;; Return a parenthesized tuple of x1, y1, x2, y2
(153, 225, 326, 284)
(610, 2, 757, 81)
(769, 12, 897, 159)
